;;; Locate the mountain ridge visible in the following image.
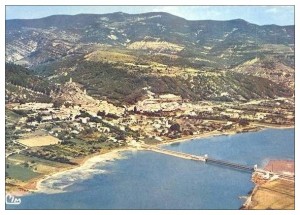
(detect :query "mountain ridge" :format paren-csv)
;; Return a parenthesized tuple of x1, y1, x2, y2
(5, 11, 294, 105)
(6, 12, 294, 27)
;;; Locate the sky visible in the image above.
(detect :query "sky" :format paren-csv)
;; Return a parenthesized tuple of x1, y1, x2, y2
(5, 6, 294, 26)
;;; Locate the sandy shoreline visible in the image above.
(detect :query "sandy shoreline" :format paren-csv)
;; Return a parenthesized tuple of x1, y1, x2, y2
(35, 147, 140, 193)
(6, 123, 294, 197)
(7, 147, 139, 196)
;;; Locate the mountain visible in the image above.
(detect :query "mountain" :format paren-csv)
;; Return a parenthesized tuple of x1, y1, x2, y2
(6, 12, 294, 67)
(5, 12, 294, 105)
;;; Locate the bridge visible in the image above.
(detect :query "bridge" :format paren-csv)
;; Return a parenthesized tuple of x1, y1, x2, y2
(143, 145, 206, 162)
(142, 144, 253, 172)
(205, 157, 254, 172)
(141, 144, 295, 180)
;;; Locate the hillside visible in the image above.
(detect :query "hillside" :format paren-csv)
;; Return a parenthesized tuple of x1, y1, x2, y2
(5, 63, 55, 103)
(5, 12, 294, 105)
(28, 59, 292, 105)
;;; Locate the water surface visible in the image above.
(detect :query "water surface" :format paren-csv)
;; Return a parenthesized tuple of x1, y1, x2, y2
(7, 128, 294, 209)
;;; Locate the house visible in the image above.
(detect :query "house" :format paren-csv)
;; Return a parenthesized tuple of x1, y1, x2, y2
(154, 136, 163, 141)
(108, 137, 117, 143)
(220, 111, 239, 119)
(41, 115, 53, 122)
(255, 112, 267, 120)
(27, 121, 39, 126)
(98, 127, 110, 133)
(89, 122, 97, 128)
(71, 130, 80, 134)
(79, 117, 90, 124)
(19, 117, 28, 123)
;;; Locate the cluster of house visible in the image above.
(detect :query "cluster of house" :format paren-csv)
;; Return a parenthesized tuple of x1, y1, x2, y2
(132, 92, 185, 113)
(220, 109, 268, 121)
(12, 102, 113, 137)
(8, 92, 294, 148)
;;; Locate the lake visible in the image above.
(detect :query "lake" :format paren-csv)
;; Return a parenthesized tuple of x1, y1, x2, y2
(7, 128, 294, 209)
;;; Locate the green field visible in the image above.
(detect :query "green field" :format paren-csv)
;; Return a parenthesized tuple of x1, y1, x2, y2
(6, 160, 40, 181)
(143, 137, 161, 145)
(5, 108, 21, 125)
(8, 154, 68, 167)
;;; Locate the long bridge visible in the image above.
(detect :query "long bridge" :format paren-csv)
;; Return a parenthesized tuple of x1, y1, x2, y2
(205, 157, 254, 172)
(141, 144, 294, 180)
(144, 145, 206, 162)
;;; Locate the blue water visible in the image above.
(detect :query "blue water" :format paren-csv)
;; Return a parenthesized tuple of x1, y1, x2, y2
(163, 128, 295, 167)
(7, 128, 294, 209)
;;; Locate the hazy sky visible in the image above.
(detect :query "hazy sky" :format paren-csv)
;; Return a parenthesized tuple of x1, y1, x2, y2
(6, 6, 294, 26)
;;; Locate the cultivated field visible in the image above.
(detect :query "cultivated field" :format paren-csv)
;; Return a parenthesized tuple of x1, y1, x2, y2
(18, 135, 60, 147)
(250, 179, 295, 209)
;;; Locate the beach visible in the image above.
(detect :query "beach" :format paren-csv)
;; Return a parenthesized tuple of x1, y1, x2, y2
(6, 147, 138, 196)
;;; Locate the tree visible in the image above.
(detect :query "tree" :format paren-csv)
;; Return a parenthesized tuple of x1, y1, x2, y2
(238, 119, 249, 126)
(98, 136, 108, 142)
(36, 115, 42, 123)
(116, 134, 126, 141)
(83, 128, 93, 135)
(170, 123, 181, 132)
(97, 111, 106, 117)
(53, 100, 63, 108)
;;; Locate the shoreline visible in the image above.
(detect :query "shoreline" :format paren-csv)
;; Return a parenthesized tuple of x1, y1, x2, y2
(6, 123, 294, 197)
(35, 147, 137, 193)
(6, 147, 139, 196)
(250, 122, 294, 129)
(158, 129, 239, 147)
(157, 122, 293, 147)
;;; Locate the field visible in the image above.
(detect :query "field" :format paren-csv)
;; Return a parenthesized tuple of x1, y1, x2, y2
(7, 154, 72, 175)
(18, 135, 60, 147)
(85, 50, 137, 64)
(249, 179, 295, 209)
(6, 159, 40, 181)
(264, 160, 294, 174)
